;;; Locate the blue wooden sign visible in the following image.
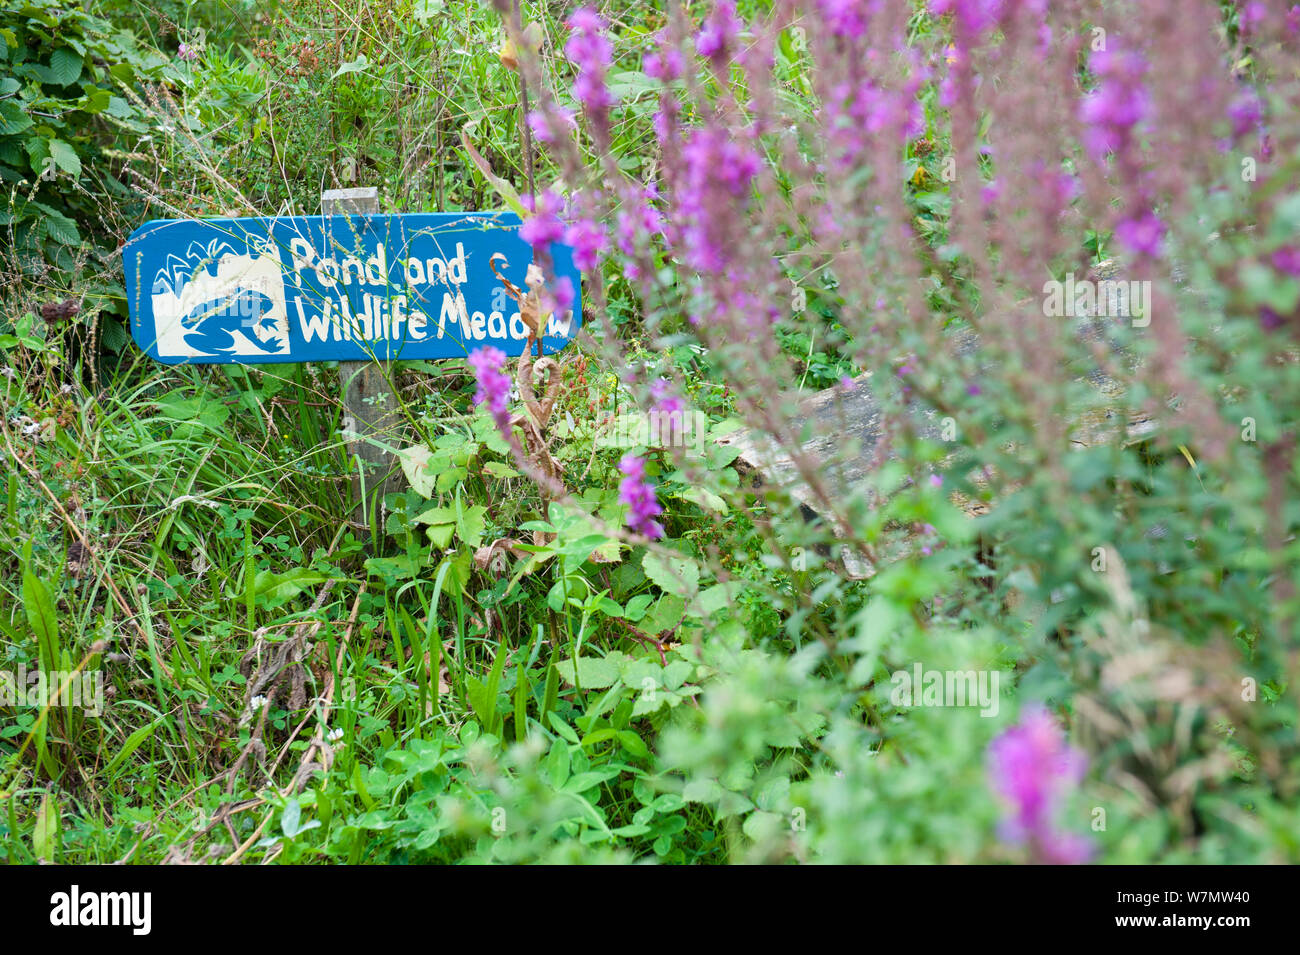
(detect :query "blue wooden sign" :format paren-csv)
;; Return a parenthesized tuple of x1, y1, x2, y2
(122, 212, 581, 364)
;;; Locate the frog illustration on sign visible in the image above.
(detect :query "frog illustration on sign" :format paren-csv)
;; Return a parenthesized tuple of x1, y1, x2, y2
(149, 236, 290, 359)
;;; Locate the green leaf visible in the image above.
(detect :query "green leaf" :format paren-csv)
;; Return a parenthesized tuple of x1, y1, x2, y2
(49, 136, 83, 175)
(623, 593, 654, 622)
(41, 208, 79, 246)
(595, 596, 623, 617)
(546, 579, 567, 612)
(399, 444, 440, 497)
(280, 797, 301, 837)
(22, 564, 59, 668)
(332, 55, 370, 79)
(0, 101, 33, 136)
(616, 730, 649, 759)
(103, 715, 165, 775)
(424, 522, 455, 549)
(547, 711, 580, 744)
(77, 88, 111, 114)
(47, 48, 83, 86)
(466, 646, 507, 736)
(279, 796, 321, 838)
(413, 0, 447, 20)
(641, 593, 685, 634)
(155, 390, 230, 429)
(460, 127, 527, 217)
(643, 550, 699, 598)
(545, 737, 570, 788)
(554, 654, 621, 689)
(364, 554, 423, 582)
(691, 581, 744, 619)
(678, 485, 728, 513)
(33, 794, 60, 863)
(455, 501, 486, 549)
(413, 504, 455, 525)
(251, 568, 330, 609)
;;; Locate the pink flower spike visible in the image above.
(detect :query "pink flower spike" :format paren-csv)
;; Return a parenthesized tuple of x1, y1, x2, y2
(618, 454, 665, 539)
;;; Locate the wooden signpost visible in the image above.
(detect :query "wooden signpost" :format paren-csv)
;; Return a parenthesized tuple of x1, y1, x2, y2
(121, 197, 582, 521)
(323, 187, 400, 512)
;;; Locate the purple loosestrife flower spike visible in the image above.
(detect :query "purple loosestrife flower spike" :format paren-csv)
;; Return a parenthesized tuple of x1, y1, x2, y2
(818, 0, 874, 39)
(677, 128, 760, 274)
(1228, 90, 1264, 140)
(1271, 246, 1300, 278)
(1079, 47, 1150, 161)
(650, 378, 683, 414)
(618, 454, 665, 539)
(467, 346, 512, 439)
(1114, 210, 1165, 259)
(645, 30, 683, 81)
(564, 209, 607, 274)
(696, 0, 742, 67)
(987, 705, 1092, 865)
(519, 190, 566, 253)
(564, 8, 615, 139)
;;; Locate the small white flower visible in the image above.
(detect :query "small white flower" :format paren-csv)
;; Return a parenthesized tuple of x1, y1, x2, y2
(249, 694, 269, 711)
(1, 366, 14, 379)
(326, 727, 344, 743)
(22, 421, 39, 436)
(60, 383, 72, 394)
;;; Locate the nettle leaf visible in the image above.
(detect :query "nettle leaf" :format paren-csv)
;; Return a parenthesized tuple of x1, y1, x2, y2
(643, 550, 699, 599)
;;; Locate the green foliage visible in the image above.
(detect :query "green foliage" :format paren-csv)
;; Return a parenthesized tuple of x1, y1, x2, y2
(0, 0, 164, 272)
(0, 0, 1295, 867)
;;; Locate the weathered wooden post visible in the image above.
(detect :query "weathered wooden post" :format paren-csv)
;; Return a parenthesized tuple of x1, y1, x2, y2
(320, 186, 404, 525)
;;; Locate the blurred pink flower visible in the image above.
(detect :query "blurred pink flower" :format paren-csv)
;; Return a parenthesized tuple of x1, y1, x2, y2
(987, 705, 1092, 864)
